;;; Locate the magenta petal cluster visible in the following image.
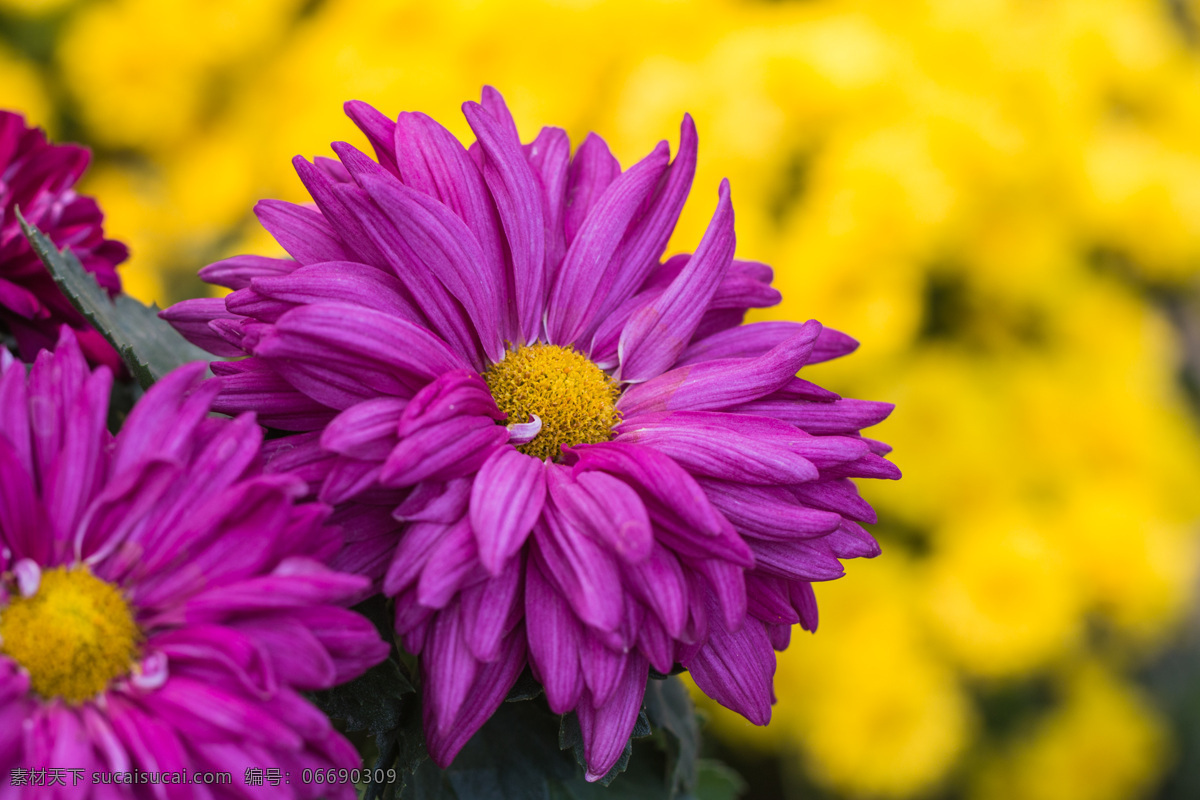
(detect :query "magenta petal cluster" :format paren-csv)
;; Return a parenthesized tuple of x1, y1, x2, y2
(165, 88, 899, 780)
(0, 330, 389, 798)
(0, 111, 128, 369)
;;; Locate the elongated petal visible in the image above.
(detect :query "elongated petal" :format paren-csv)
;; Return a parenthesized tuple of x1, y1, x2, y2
(533, 509, 624, 633)
(106, 696, 190, 789)
(396, 369, 503, 437)
(622, 544, 688, 637)
(524, 126, 571, 282)
(210, 360, 337, 432)
(792, 581, 819, 631)
(395, 478, 472, 524)
(563, 133, 620, 245)
(423, 601, 478, 733)
(745, 574, 801, 626)
(166, 559, 369, 626)
(480, 85, 521, 140)
(111, 362, 216, 474)
(597, 114, 698, 319)
(245, 261, 424, 325)
(731, 397, 894, 435)
(292, 156, 389, 268)
(616, 424, 818, 485)
(547, 141, 669, 346)
(824, 519, 882, 559)
(328, 504, 400, 584)
(424, 628, 526, 767)
(161, 298, 248, 357)
(577, 654, 649, 780)
(0, 436, 53, 563)
(567, 441, 727, 538)
(254, 199, 354, 265)
(80, 459, 181, 567)
(790, 479, 878, 524)
(470, 448, 546, 574)
(618, 321, 822, 415)
(696, 558, 747, 632)
(381, 416, 508, 486)
(44, 364, 110, 543)
(525, 553, 584, 713)
(320, 397, 407, 461)
(709, 273, 780, 311)
(128, 475, 304, 605)
(587, 284, 664, 368)
(254, 303, 471, 407)
(684, 612, 774, 725)
(580, 632, 628, 708)
(345, 99, 400, 176)
(0, 350, 32, 474)
(676, 320, 855, 367)
(228, 617, 334, 691)
(547, 469, 651, 563)
(617, 179, 734, 382)
(463, 100, 546, 344)
(459, 556, 523, 662)
(750, 538, 846, 582)
(418, 519, 480, 608)
(820, 453, 902, 480)
(354, 168, 505, 360)
(637, 613, 675, 674)
(383, 518, 463, 597)
(144, 676, 304, 749)
(649, 504, 755, 568)
(395, 111, 508, 319)
(696, 479, 842, 539)
(317, 456, 380, 505)
(326, 178, 482, 365)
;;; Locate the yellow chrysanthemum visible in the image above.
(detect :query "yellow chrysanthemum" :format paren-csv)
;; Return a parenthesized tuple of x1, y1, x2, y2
(971, 662, 1169, 800)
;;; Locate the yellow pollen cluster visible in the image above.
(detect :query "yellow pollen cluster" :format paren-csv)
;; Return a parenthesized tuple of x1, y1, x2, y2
(483, 344, 622, 462)
(0, 566, 140, 703)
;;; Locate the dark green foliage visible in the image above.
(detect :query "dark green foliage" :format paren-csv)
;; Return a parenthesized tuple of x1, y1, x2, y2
(19, 212, 212, 389)
(644, 677, 701, 798)
(317, 617, 712, 800)
(692, 760, 747, 800)
(558, 708, 651, 787)
(506, 669, 546, 703)
(403, 696, 673, 800)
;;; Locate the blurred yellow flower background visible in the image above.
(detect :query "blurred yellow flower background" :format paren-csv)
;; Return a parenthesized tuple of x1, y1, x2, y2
(4, 0, 1200, 797)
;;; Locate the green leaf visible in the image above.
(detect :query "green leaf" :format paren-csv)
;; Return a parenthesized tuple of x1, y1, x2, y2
(505, 669, 546, 703)
(402, 697, 676, 800)
(308, 596, 419, 800)
(106, 378, 143, 434)
(18, 212, 212, 389)
(691, 760, 747, 800)
(643, 677, 701, 798)
(558, 708, 651, 787)
(311, 653, 414, 736)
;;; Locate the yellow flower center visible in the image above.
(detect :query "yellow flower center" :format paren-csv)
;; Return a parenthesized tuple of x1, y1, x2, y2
(0, 566, 140, 703)
(483, 344, 622, 461)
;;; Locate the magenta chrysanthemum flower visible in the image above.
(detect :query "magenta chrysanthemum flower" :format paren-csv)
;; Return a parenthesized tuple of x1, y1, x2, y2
(164, 88, 898, 779)
(0, 330, 389, 797)
(1, 111, 127, 369)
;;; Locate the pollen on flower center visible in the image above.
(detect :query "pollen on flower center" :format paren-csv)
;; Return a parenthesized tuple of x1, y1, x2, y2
(483, 344, 622, 461)
(0, 566, 140, 703)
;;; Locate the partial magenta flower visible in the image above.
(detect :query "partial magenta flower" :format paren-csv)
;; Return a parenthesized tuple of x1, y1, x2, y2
(164, 88, 898, 779)
(0, 330, 389, 797)
(1, 111, 128, 370)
